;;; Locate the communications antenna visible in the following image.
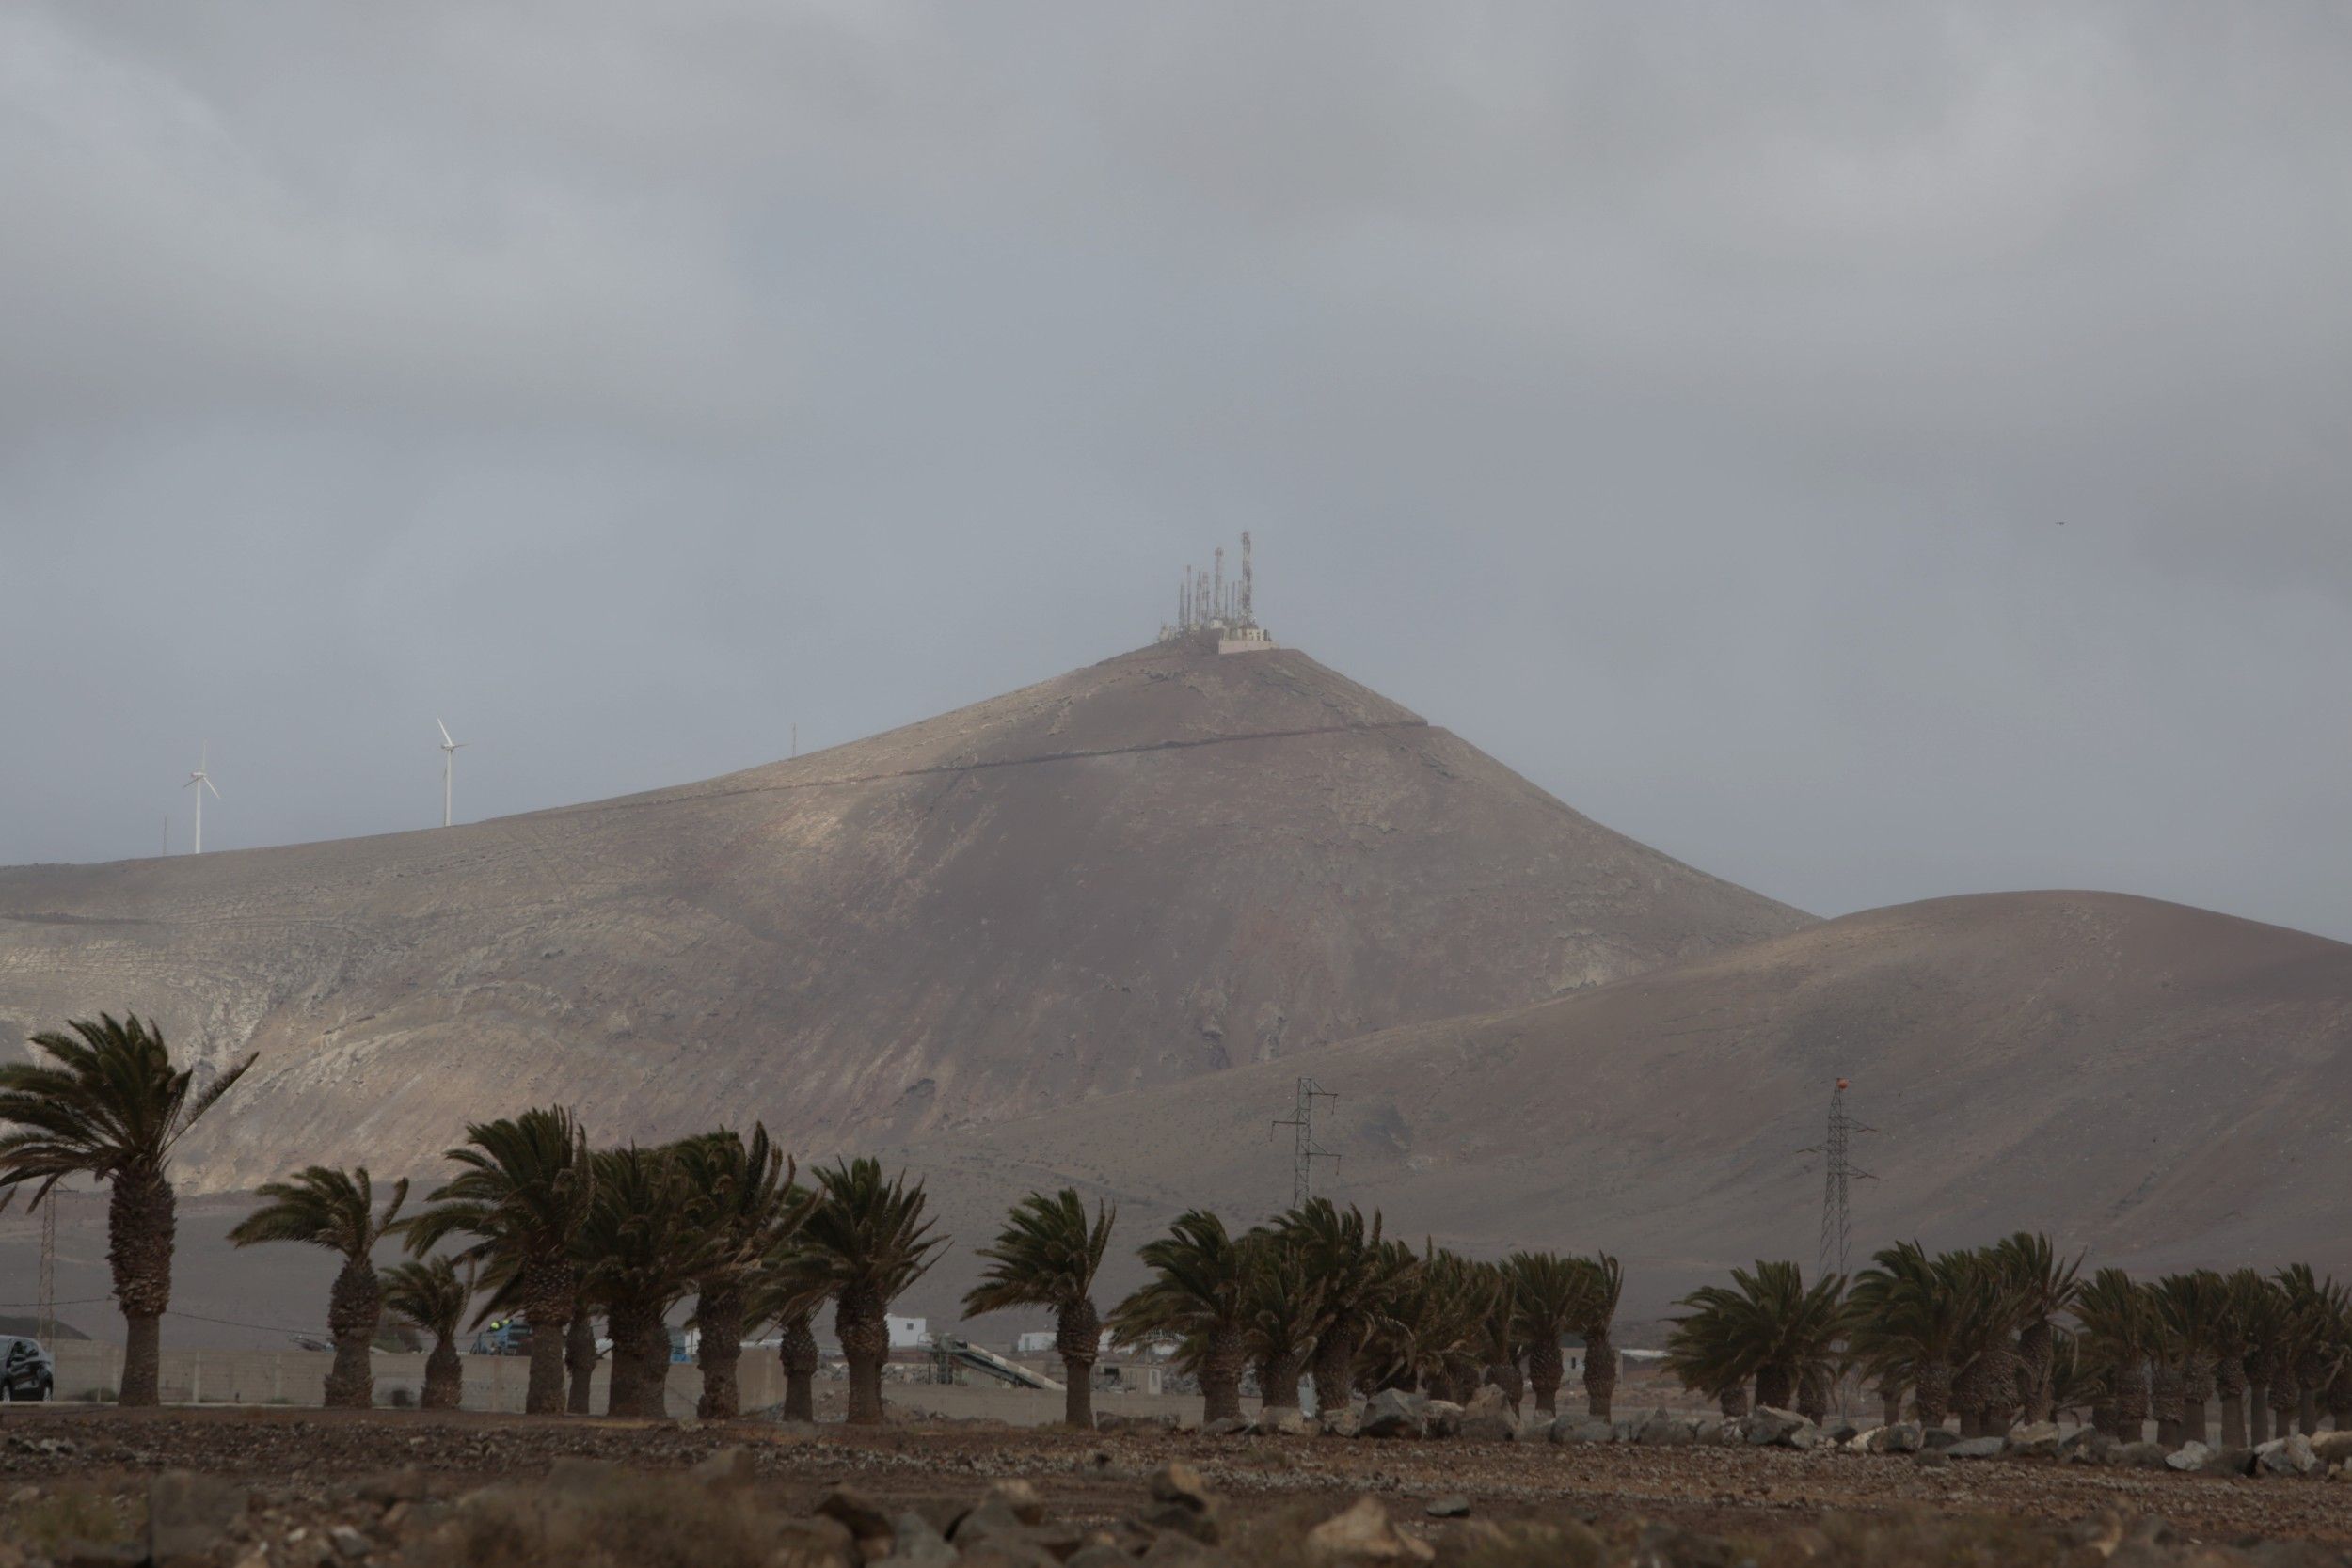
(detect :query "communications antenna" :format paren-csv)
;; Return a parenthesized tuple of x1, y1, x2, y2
(1801, 1077, 1874, 1283)
(1270, 1076, 1338, 1208)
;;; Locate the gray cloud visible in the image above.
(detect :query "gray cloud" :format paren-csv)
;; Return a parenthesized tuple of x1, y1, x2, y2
(4, 1, 2348, 940)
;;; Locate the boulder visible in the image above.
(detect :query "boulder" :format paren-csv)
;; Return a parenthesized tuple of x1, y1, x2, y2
(1741, 1407, 1818, 1449)
(988, 1481, 1048, 1528)
(2312, 1431, 2352, 1465)
(2258, 1433, 2322, 1477)
(884, 1513, 959, 1568)
(1359, 1389, 1426, 1440)
(2204, 1447, 2257, 1477)
(1423, 1401, 1463, 1440)
(1824, 1422, 1861, 1446)
(1301, 1497, 1436, 1565)
(818, 1487, 898, 1555)
(1548, 1415, 1615, 1445)
(1145, 1464, 1222, 1546)
(1319, 1406, 1362, 1439)
(1846, 1427, 1884, 1453)
(774, 1516, 859, 1568)
(1946, 1437, 2004, 1460)
(2004, 1422, 2061, 1459)
(1635, 1411, 1692, 1447)
(2116, 1441, 2171, 1470)
(1919, 1427, 1961, 1451)
(2165, 1442, 2212, 1472)
(1691, 1417, 1725, 1446)
(1463, 1386, 1514, 1424)
(1253, 1408, 1311, 1436)
(1458, 1407, 1518, 1444)
(148, 1472, 249, 1568)
(1423, 1497, 1470, 1520)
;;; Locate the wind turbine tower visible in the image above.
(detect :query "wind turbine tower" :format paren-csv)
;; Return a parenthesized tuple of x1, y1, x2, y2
(183, 744, 220, 852)
(437, 720, 468, 828)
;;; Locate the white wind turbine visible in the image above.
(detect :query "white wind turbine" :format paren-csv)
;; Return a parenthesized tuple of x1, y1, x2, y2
(437, 719, 468, 828)
(183, 744, 220, 852)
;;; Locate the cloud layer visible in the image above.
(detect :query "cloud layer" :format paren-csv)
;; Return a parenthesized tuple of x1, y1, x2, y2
(4, 2, 2348, 939)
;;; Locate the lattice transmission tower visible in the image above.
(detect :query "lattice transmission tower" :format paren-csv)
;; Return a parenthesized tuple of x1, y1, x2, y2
(1270, 1076, 1338, 1209)
(1803, 1078, 1874, 1282)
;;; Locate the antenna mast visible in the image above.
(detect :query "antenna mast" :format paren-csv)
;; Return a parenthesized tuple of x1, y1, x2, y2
(1270, 1076, 1338, 1209)
(1240, 532, 1254, 626)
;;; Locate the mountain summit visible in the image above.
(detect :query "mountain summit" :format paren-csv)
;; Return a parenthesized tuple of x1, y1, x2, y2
(0, 638, 1808, 1190)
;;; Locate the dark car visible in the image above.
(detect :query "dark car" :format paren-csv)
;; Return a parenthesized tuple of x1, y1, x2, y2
(0, 1336, 54, 1401)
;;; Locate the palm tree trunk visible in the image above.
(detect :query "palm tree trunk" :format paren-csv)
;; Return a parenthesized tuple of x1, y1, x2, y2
(1256, 1352, 1303, 1411)
(2017, 1319, 2056, 1424)
(1524, 1338, 1564, 1418)
(1311, 1321, 1361, 1416)
(565, 1307, 597, 1415)
(2115, 1361, 2151, 1444)
(1200, 1329, 1245, 1424)
(107, 1170, 175, 1408)
(1881, 1390, 1901, 1428)
(1755, 1364, 1793, 1413)
(516, 1259, 573, 1416)
(1796, 1368, 1831, 1425)
(2152, 1358, 2183, 1448)
(423, 1336, 464, 1410)
(780, 1311, 818, 1422)
(2248, 1382, 2270, 1446)
(2298, 1386, 2320, 1436)
(694, 1284, 745, 1421)
(1057, 1299, 1100, 1429)
(636, 1313, 671, 1418)
(1718, 1384, 1748, 1419)
(2179, 1354, 2214, 1447)
(837, 1290, 889, 1425)
(1913, 1359, 1952, 1427)
(324, 1259, 379, 1409)
(1483, 1359, 1523, 1410)
(2216, 1355, 2248, 1449)
(1583, 1325, 1616, 1419)
(606, 1297, 652, 1418)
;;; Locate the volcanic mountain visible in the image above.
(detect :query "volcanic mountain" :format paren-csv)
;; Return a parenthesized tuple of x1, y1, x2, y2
(881, 891, 2352, 1328)
(0, 637, 1808, 1191)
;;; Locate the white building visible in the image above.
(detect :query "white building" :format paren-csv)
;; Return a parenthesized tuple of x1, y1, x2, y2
(1013, 1331, 1057, 1355)
(887, 1315, 929, 1349)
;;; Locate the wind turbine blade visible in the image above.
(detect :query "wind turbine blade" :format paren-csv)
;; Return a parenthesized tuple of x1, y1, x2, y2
(205, 778, 221, 800)
(437, 719, 454, 747)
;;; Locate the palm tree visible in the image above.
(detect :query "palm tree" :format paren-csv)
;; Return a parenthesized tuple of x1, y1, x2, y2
(747, 1213, 830, 1423)
(795, 1158, 945, 1424)
(2276, 1264, 2345, 1437)
(228, 1165, 409, 1408)
(1109, 1209, 1253, 1423)
(383, 1256, 471, 1409)
(1504, 1251, 1593, 1418)
(1239, 1228, 1323, 1415)
(2153, 1271, 2227, 1446)
(0, 1014, 255, 1406)
(1576, 1253, 1625, 1419)
(403, 1106, 595, 1415)
(1849, 1242, 1969, 1427)
(577, 1143, 714, 1418)
(2233, 1269, 2289, 1446)
(1667, 1260, 1845, 1416)
(1946, 1251, 2028, 1438)
(1991, 1232, 2081, 1424)
(963, 1189, 1116, 1428)
(2073, 1268, 2157, 1441)
(2212, 1268, 2265, 1449)
(1359, 1242, 1485, 1401)
(674, 1125, 805, 1420)
(1473, 1260, 1523, 1408)
(1276, 1200, 1401, 1413)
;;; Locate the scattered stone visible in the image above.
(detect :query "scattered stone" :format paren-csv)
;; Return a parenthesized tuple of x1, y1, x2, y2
(1254, 1408, 1311, 1436)
(2005, 1422, 2061, 1458)
(1422, 1401, 1463, 1440)
(1690, 1416, 1724, 1445)
(6, 1484, 40, 1506)
(2116, 1441, 2171, 1470)
(1635, 1410, 1692, 1447)
(1945, 1436, 2004, 1460)
(148, 1470, 250, 1568)
(774, 1515, 858, 1568)
(327, 1525, 373, 1560)
(1359, 1389, 1425, 1440)
(1457, 1410, 1517, 1443)
(2311, 1431, 2352, 1465)
(2258, 1434, 2321, 1477)
(1919, 1427, 1961, 1452)
(987, 1481, 1047, 1527)
(1302, 1497, 1436, 1565)
(1882, 1422, 1924, 1453)
(1143, 1461, 1222, 1544)
(1741, 1407, 1818, 1449)
(1423, 1496, 1470, 1519)
(1548, 1415, 1615, 1446)
(1319, 1405, 1361, 1439)
(1846, 1426, 1886, 1453)
(2203, 1447, 2256, 1477)
(2165, 1441, 2211, 1472)
(818, 1485, 897, 1549)
(1825, 1422, 1861, 1446)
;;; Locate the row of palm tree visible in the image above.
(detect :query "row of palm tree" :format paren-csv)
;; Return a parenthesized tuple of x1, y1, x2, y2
(1666, 1238, 2352, 1444)
(1104, 1201, 1624, 1422)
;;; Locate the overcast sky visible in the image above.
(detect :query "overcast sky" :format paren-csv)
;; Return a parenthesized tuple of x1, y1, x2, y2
(4, 3, 2348, 941)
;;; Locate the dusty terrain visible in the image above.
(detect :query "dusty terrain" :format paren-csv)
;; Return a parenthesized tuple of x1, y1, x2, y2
(0, 638, 1804, 1196)
(6, 1405, 2352, 1562)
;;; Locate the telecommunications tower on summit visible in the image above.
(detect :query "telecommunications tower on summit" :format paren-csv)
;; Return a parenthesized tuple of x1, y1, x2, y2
(1161, 531, 1277, 652)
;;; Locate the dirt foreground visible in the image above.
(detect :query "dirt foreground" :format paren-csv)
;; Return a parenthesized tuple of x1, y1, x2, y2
(3, 1406, 2350, 1565)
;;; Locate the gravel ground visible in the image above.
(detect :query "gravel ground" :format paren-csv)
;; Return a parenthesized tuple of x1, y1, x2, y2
(3, 1405, 2350, 1550)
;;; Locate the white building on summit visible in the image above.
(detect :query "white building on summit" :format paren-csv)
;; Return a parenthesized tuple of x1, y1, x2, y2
(1161, 532, 1277, 652)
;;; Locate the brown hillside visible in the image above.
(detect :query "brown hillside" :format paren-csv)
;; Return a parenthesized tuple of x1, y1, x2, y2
(0, 638, 1807, 1192)
(882, 892, 2352, 1331)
